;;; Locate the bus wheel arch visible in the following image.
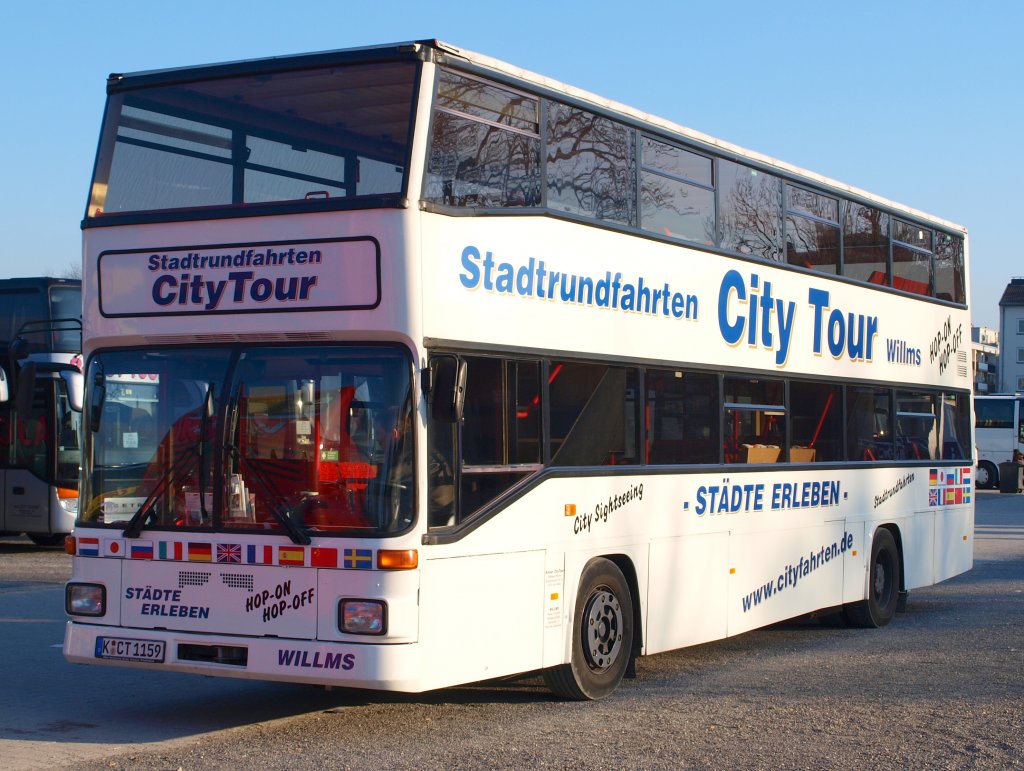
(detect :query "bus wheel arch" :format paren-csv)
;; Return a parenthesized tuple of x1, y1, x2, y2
(543, 556, 638, 700)
(844, 524, 902, 628)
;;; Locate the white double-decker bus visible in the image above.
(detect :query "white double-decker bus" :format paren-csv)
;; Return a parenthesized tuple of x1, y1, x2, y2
(64, 41, 973, 699)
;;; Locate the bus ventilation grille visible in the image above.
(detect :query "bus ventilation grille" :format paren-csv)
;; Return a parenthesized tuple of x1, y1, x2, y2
(178, 643, 248, 667)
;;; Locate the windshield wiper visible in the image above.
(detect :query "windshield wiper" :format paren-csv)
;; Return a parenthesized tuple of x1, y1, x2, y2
(197, 385, 213, 521)
(225, 443, 311, 546)
(122, 445, 199, 539)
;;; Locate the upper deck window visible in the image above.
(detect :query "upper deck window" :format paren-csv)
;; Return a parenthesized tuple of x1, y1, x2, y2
(892, 219, 933, 297)
(87, 61, 417, 219)
(640, 137, 714, 245)
(785, 185, 839, 274)
(718, 160, 783, 261)
(546, 103, 636, 226)
(424, 70, 541, 207)
(420, 67, 966, 308)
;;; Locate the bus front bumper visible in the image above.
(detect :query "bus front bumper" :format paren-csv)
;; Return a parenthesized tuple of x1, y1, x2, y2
(63, 621, 425, 691)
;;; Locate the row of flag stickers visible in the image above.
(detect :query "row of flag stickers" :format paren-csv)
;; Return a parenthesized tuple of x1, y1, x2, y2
(928, 467, 972, 507)
(75, 539, 373, 569)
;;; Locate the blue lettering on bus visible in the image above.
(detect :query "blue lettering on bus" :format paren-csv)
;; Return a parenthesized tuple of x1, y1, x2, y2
(459, 245, 698, 321)
(716, 270, 795, 366)
(807, 287, 877, 361)
(694, 479, 843, 515)
(149, 272, 318, 310)
(277, 649, 355, 670)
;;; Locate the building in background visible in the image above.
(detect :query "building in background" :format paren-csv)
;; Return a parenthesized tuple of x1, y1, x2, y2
(998, 278, 1024, 393)
(971, 326, 999, 394)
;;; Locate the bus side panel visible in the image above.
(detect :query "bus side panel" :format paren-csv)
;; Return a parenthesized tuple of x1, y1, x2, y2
(645, 533, 728, 654)
(891, 514, 936, 591)
(418, 550, 545, 691)
(726, 521, 849, 636)
(842, 520, 867, 604)
(934, 508, 974, 582)
(3, 469, 50, 534)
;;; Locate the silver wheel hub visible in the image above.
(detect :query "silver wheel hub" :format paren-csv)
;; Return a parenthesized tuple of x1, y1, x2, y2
(582, 588, 623, 671)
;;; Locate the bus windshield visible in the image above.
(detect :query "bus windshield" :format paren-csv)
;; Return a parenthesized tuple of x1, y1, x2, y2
(79, 346, 414, 536)
(87, 60, 417, 218)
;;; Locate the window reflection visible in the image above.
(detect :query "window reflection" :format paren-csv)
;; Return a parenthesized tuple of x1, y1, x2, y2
(546, 102, 636, 226)
(718, 160, 782, 261)
(843, 202, 890, 285)
(640, 137, 714, 244)
(785, 186, 839, 274)
(425, 70, 541, 208)
(934, 233, 965, 303)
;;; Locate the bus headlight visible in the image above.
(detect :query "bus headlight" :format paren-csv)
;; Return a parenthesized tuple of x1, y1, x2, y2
(66, 583, 106, 616)
(339, 599, 387, 635)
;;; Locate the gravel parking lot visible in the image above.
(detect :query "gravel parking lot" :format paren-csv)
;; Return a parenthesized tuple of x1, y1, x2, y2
(2, 490, 1021, 770)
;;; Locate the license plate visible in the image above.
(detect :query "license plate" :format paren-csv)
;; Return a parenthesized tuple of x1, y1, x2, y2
(95, 636, 166, 663)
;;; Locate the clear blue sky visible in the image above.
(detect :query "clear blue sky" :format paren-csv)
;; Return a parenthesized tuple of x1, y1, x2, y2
(2, 0, 1019, 328)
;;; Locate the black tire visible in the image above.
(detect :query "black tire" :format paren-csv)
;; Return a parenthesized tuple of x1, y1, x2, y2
(977, 461, 998, 490)
(844, 528, 900, 628)
(29, 533, 66, 547)
(543, 558, 633, 700)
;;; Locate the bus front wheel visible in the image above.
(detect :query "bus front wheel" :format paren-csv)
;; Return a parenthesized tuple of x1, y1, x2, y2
(844, 528, 900, 628)
(543, 558, 633, 700)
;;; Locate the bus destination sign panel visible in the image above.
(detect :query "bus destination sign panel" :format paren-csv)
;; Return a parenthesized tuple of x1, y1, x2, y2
(98, 237, 381, 318)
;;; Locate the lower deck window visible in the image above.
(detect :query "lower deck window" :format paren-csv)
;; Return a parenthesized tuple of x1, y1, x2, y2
(427, 352, 972, 529)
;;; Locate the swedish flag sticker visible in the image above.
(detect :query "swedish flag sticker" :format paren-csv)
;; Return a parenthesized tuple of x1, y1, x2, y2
(343, 548, 373, 569)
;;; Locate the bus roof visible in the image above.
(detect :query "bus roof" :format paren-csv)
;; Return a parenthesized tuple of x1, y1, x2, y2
(0, 277, 80, 289)
(105, 39, 964, 234)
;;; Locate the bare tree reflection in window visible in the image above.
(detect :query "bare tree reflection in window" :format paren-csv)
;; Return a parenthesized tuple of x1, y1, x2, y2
(546, 102, 636, 226)
(786, 215, 839, 273)
(843, 202, 889, 285)
(640, 137, 714, 244)
(425, 71, 541, 208)
(718, 160, 782, 260)
(933, 233, 965, 303)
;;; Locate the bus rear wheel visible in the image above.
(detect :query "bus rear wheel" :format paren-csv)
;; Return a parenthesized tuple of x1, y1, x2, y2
(976, 461, 998, 490)
(543, 558, 633, 700)
(844, 528, 900, 628)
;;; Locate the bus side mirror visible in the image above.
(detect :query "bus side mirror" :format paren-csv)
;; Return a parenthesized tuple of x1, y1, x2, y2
(89, 366, 106, 431)
(15, 362, 37, 418)
(61, 370, 84, 413)
(0, 365, 8, 403)
(428, 355, 467, 423)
